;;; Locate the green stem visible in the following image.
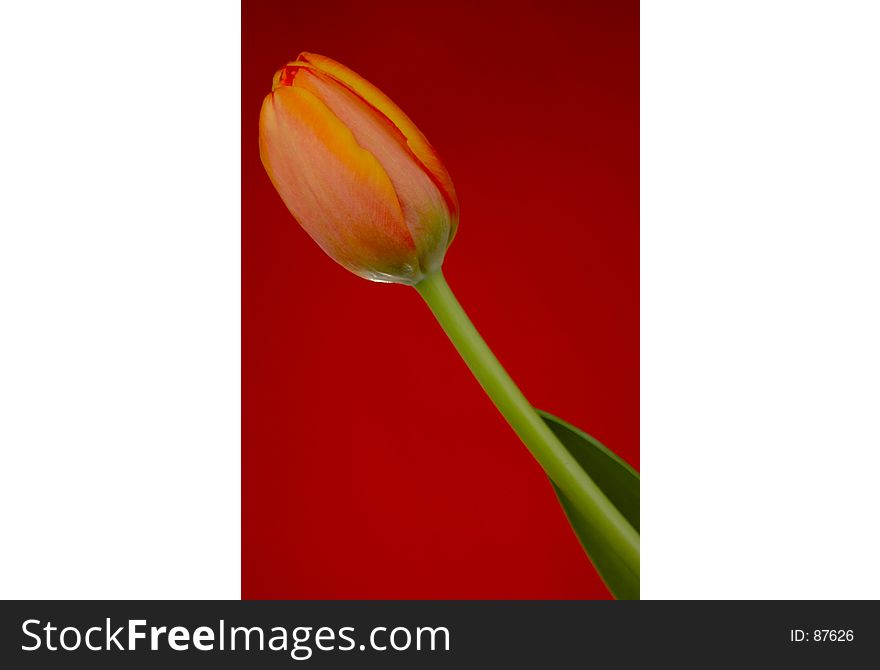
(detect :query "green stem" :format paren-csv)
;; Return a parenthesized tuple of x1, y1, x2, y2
(414, 270, 639, 578)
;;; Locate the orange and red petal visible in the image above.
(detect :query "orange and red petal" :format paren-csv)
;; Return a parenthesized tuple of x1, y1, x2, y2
(296, 52, 459, 221)
(259, 86, 418, 279)
(293, 68, 453, 270)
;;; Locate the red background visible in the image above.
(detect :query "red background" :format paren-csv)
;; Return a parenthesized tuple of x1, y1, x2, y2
(243, 0, 638, 599)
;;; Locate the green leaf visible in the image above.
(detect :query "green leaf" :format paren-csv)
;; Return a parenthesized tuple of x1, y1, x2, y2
(537, 409, 640, 600)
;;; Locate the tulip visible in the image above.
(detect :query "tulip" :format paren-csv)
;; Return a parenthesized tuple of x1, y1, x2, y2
(259, 54, 639, 597)
(259, 52, 459, 285)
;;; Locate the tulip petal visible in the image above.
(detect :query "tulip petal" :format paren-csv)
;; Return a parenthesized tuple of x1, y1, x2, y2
(297, 52, 459, 225)
(260, 86, 419, 282)
(293, 68, 452, 274)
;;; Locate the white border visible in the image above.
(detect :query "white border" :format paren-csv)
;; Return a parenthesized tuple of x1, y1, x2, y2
(0, 1, 241, 598)
(641, 1, 880, 598)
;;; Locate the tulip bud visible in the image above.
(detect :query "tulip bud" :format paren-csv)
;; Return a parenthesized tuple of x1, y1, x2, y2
(259, 52, 459, 285)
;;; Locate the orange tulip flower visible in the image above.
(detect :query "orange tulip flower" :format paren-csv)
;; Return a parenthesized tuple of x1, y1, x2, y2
(259, 52, 459, 284)
(258, 53, 640, 598)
